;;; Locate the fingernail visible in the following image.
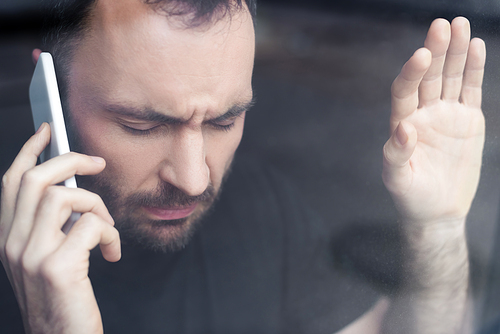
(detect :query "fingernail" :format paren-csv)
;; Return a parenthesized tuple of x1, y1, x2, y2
(90, 156, 105, 164)
(396, 123, 408, 146)
(35, 122, 46, 134)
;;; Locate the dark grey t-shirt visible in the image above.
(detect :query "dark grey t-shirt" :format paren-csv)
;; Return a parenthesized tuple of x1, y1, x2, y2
(0, 154, 379, 333)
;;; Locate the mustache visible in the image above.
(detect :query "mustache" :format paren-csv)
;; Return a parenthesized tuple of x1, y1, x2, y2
(125, 182, 217, 208)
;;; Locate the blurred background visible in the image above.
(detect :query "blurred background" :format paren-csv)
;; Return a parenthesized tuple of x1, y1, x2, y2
(2, 0, 500, 332)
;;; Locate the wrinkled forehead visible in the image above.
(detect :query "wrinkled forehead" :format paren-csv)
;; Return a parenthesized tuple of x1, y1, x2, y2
(84, 0, 255, 72)
(69, 0, 255, 111)
(68, 0, 255, 119)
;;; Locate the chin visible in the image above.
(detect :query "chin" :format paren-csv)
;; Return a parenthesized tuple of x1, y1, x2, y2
(116, 204, 212, 253)
(118, 218, 197, 253)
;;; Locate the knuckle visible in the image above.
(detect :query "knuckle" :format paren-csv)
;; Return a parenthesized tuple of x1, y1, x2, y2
(67, 151, 80, 157)
(39, 256, 63, 282)
(73, 212, 100, 231)
(20, 252, 38, 277)
(382, 142, 395, 164)
(4, 239, 20, 264)
(20, 169, 43, 188)
(1, 172, 12, 191)
(44, 186, 65, 204)
(391, 82, 407, 100)
(1, 171, 20, 201)
(110, 226, 120, 240)
(391, 78, 397, 91)
(383, 140, 405, 167)
(63, 152, 77, 159)
(38, 187, 70, 217)
(390, 80, 399, 95)
(89, 191, 104, 205)
(65, 151, 84, 161)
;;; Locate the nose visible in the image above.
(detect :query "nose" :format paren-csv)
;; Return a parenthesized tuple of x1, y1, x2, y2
(159, 127, 210, 196)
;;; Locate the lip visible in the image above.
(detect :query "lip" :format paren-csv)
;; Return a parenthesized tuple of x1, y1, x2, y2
(143, 203, 198, 220)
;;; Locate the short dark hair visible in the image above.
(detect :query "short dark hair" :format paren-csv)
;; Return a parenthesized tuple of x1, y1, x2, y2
(43, 0, 256, 61)
(41, 0, 256, 121)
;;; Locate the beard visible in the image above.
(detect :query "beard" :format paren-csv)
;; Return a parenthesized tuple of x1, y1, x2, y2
(65, 103, 230, 253)
(77, 172, 221, 253)
(68, 120, 224, 253)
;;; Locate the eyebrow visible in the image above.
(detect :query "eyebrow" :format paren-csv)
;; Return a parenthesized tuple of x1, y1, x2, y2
(104, 97, 256, 124)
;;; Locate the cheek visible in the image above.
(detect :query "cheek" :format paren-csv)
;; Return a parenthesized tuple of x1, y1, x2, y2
(73, 115, 163, 190)
(73, 109, 245, 192)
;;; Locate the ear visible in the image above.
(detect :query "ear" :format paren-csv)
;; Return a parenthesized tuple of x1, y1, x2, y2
(32, 49, 42, 65)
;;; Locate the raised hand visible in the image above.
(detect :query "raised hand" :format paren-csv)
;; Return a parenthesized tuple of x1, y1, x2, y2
(0, 123, 121, 333)
(382, 17, 486, 225)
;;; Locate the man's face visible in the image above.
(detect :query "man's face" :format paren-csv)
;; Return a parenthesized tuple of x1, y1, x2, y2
(66, 0, 255, 252)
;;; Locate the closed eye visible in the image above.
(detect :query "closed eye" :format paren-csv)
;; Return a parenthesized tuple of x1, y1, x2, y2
(209, 122, 236, 132)
(208, 115, 240, 132)
(121, 124, 161, 136)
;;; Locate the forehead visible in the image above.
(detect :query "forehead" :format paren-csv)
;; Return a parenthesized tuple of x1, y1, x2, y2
(69, 0, 255, 116)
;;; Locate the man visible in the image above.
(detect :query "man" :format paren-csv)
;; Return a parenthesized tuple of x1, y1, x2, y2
(0, 0, 485, 333)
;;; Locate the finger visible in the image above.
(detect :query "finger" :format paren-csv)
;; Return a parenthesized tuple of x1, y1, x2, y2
(21, 214, 120, 295)
(382, 121, 418, 196)
(9, 154, 106, 251)
(391, 48, 432, 133)
(59, 212, 121, 263)
(0, 123, 50, 247)
(36, 187, 114, 229)
(32, 49, 42, 65)
(419, 19, 451, 107)
(442, 17, 471, 101)
(22, 187, 114, 263)
(461, 38, 486, 108)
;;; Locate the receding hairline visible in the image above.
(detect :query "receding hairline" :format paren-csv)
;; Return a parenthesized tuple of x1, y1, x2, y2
(42, 0, 256, 122)
(43, 0, 256, 50)
(44, 0, 255, 77)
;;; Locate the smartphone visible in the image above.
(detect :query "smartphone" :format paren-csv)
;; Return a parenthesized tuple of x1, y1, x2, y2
(29, 52, 80, 232)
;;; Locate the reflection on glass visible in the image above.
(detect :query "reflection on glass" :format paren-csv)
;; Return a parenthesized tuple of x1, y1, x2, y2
(0, 1, 499, 333)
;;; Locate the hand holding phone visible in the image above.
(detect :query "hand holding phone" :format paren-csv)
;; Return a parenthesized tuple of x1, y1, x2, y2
(0, 52, 119, 334)
(29, 52, 81, 232)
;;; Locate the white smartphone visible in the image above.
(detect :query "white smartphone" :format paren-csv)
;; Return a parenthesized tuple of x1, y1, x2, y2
(29, 52, 81, 232)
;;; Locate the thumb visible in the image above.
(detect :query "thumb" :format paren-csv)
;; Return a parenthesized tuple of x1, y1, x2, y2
(382, 120, 417, 195)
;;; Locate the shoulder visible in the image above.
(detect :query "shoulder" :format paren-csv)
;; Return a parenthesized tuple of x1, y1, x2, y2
(215, 154, 382, 333)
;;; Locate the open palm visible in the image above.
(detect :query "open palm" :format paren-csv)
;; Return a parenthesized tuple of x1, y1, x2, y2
(382, 17, 485, 224)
